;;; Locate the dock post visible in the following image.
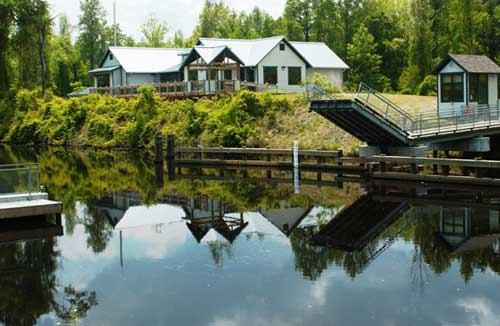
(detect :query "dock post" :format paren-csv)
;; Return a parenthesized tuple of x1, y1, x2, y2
(155, 133, 163, 163)
(337, 150, 344, 178)
(166, 134, 175, 161)
(267, 153, 272, 179)
(316, 156, 322, 181)
(432, 150, 438, 174)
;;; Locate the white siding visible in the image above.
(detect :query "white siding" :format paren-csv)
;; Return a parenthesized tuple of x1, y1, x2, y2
(102, 52, 120, 68)
(257, 42, 306, 93)
(438, 61, 466, 117)
(306, 68, 344, 89)
(488, 74, 498, 107)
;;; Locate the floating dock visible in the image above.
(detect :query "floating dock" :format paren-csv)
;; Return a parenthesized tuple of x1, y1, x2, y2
(0, 192, 62, 220)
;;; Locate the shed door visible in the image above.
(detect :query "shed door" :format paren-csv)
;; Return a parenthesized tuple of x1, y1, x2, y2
(478, 74, 489, 105)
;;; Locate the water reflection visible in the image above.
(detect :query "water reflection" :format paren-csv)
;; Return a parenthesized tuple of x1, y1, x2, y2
(2, 145, 500, 325)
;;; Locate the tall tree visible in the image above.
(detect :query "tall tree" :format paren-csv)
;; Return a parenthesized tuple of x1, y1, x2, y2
(14, 0, 51, 94)
(77, 0, 107, 70)
(283, 0, 313, 41)
(0, 0, 14, 94)
(140, 15, 169, 47)
(347, 24, 388, 90)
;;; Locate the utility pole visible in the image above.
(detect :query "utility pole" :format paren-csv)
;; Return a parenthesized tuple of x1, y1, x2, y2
(113, 1, 117, 46)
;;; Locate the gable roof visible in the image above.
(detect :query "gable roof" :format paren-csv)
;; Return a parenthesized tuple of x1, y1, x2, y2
(198, 35, 311, 67)
(290, 41, 349, 69)
(433, 54, 500, 74)
(103, 47, 190, 73)
(180, 45, 244, 70)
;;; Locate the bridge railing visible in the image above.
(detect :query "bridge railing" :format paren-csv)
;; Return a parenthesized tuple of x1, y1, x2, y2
(307, 84, 336, 101)
(0, 163, 40, 199)
(410, 104, 500, 136)
(356, 83, 416, 134)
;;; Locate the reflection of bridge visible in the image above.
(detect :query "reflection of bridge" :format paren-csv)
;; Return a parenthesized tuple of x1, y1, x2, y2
(310, 83, 500, 153)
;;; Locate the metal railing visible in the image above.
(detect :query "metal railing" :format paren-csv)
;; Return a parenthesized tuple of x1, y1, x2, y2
(356, 82, 416, 135)
(409, 104, 500, 136)
(308, 84, 336, 101)
(0, 163, 40, 200)
(355, 82, 500, 137)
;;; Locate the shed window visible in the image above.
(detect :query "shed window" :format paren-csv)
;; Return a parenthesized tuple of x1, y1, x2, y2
(263, 66, 277, 84)
(469, 74, 488, 104)
(109, 54, 113, 60)
(288, 67, 302, 85)
(441, 73, 464, 103)
(279, 43, 285, 51)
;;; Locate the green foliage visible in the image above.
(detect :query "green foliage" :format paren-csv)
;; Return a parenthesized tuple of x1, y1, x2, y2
(416, 75, 437, 96)
(0, 89, 292, 148)
(347, 24, 390, 91)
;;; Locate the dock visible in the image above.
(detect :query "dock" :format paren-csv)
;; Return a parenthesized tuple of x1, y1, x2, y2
(0, 164, 62, 220)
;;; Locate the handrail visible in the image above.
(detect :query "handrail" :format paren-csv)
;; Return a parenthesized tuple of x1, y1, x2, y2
(308, 84, 336, 101)
(0, 163, 40, 200)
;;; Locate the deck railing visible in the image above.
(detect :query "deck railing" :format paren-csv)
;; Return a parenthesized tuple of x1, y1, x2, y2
(0, 163, 40, 199)
(89, 80, 276, 98)
(355, 82, 500, 137)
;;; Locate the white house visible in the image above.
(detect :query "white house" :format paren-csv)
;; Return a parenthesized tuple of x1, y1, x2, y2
(88, 36, 348, 93)
(433, 54, 500, 117)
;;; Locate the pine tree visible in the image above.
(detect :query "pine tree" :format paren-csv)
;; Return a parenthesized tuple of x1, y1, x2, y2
(77, 0, 107, 70)
(347, 24, 388, 90)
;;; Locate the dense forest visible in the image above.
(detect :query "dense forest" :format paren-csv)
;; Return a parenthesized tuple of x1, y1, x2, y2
(1, 0, 500, 98)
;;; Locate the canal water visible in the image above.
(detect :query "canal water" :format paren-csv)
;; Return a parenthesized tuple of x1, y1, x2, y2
(1, 146, 500, 325)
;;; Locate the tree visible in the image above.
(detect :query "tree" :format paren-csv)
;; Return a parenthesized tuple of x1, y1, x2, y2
(77, 0, 107, 70)
(347, 24, 388, 90)
(0, 0, 14, 94)
(140, 15, 169, 47)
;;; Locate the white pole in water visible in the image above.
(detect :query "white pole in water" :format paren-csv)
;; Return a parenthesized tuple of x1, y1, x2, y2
(293, 140, 299, 194)
(113, 1, 117, 46)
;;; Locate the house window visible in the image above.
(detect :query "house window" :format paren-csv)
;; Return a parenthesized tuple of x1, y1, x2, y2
(209, 70, 218, 80)
(288, 67, 302, 85)
(110, 54, 113, 60)
(223, 70, 233, 80)
(441, 73, 464, 103)
(188, 70, 198, 81)
(279, 43, 285, 51)
(263, 66, 277, 84)
(96, 74, 110, 87)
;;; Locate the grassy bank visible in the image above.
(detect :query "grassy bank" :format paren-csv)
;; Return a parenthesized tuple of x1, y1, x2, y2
(0, 87, 437, 153)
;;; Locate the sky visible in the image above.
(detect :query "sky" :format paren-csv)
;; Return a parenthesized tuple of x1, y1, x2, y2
(48, 0, 286, 41)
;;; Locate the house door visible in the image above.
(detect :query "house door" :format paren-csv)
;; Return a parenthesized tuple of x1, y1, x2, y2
(478, 74, 489, 105)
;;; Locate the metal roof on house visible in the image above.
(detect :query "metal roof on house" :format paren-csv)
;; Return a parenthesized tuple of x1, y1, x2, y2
(198, 36, 290, 67)
(290, 42, 349, 69)
(89, 65, 120, 74)
(106, 47, 190, 73)
(433, 54, 500, 74)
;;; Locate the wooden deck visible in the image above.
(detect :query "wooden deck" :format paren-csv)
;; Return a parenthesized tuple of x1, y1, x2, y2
(90, 80, 275, 99)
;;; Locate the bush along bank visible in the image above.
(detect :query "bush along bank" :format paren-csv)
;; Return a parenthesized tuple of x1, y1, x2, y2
(0, 86, 295, 149)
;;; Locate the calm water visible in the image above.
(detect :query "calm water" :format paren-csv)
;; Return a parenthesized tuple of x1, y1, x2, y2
(1, 145, 500, 325)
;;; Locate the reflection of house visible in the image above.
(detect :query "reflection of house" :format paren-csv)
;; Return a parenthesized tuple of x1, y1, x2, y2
(92, 191, 142, 227)
(437, 207, 500, 253)
(259, 204, 313, 236)
(183, 198, 247, 243)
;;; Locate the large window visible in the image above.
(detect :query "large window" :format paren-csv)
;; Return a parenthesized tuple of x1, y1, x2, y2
(188, 70, 198, 81)
(263, 66, 277, 84)
(223, 70, 233, 80)
(441, 73, 464, 103)
(288, 67, 302, 86)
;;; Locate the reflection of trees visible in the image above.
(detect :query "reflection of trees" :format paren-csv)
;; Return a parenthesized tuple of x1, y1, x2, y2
(83, 205, 114, 254)
(53, 286, 98, 324)
(0, 239, 59, 325)
(207, 242, 233, 267)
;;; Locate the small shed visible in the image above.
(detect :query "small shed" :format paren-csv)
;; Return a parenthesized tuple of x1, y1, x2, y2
(433, 54, 500, 117)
